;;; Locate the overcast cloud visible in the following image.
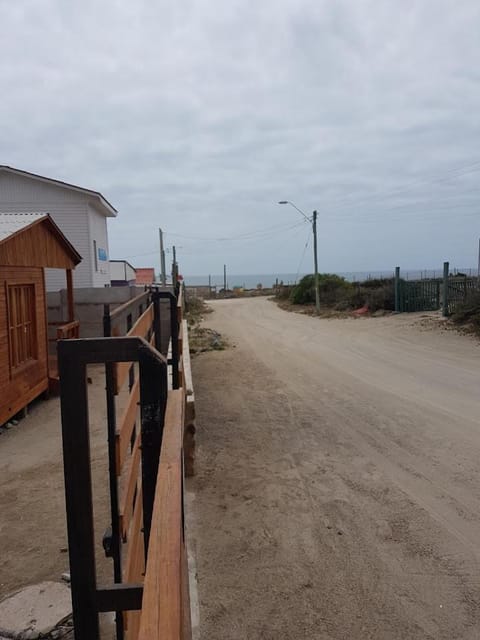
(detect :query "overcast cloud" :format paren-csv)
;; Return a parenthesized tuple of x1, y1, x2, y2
(1, 0, 480, 276)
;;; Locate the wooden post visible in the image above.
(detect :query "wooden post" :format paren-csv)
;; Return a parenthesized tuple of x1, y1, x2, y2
(442, 261, 449, 317)
(66, 269, 75, 322)
(394, 266, 401, 312)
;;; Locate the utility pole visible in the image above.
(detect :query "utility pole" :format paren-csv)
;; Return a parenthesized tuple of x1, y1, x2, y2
(159, 228, 166, 286)
(477, 238, 480, 280)
(312, 210, 320, 313)
(172, 245, 177, 285)
(278, 200, 320, 313)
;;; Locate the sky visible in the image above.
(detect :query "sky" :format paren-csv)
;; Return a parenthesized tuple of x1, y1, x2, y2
(1, 0, 480, 277)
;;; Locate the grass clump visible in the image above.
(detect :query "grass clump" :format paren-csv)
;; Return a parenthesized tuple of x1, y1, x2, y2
(451, 291, 480, 333)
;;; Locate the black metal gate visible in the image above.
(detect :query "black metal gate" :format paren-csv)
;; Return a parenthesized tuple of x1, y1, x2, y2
(58, 288, 181, 639)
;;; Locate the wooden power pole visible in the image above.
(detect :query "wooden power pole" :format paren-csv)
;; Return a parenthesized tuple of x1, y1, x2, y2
(312, 210, 320, 313)
(159, 228, 166, 286)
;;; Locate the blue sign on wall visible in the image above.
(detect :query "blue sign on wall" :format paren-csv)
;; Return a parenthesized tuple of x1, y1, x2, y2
(98, 248, 108, 261)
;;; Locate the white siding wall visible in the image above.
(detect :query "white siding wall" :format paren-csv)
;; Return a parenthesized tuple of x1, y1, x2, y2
(88, 203, 111, 287)
(0, 172, 113, 291)
(110, 261, 136, 282)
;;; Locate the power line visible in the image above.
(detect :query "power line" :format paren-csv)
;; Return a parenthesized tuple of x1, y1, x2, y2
(320, 158, 480, 212)
(295, 230, 311, 283)
(166, 219, 307, 243)
(124, 220, 306, 259)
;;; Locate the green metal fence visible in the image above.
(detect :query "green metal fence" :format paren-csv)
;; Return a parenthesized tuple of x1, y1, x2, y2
(399, 279, 441, 312)
(395, 263, 479, 315)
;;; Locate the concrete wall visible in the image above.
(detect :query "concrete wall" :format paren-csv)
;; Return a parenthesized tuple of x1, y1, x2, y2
(47, 285, 146, 338)
(47, 286, 173, 354)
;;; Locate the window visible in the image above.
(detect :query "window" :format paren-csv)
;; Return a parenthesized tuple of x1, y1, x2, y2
(94, 240, 98, 272)
(8, 284, 37, 371)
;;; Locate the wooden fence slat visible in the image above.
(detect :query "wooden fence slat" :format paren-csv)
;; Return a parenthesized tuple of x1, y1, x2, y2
(115, 305, 154, 392)
(120, 433, 141, 540)
(138, 390, 186, 640)
(124, 483, 144, 582)
(110, 290, 151, 323)
(124, 482, 145, 639)
(116, 378, 140, 473)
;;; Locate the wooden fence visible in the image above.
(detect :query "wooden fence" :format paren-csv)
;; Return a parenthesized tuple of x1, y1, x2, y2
(58, 285, 194, 640)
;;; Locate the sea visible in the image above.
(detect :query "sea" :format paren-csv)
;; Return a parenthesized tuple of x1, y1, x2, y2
(184, 268, 478, 290)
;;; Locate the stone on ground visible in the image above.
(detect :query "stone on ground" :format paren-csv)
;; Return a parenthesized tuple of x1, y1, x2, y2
(0, 581, 71, 639)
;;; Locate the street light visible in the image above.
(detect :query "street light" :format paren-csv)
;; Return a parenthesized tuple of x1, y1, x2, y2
(278, 200, 320, 313)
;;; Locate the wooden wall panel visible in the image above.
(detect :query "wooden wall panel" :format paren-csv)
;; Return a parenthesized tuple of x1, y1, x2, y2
(0, 266, 49, 425)
(0, 219, 78, 269)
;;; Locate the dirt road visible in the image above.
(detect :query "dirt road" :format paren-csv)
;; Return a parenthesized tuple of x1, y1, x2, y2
(0, 365, 113, 603)
(188, 298, 480, 640)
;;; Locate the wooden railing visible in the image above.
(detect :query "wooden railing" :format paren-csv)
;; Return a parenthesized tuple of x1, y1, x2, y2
(47, 319, 80, 343)
(58, 284, 194, 640)
(138, 389, 191, 639)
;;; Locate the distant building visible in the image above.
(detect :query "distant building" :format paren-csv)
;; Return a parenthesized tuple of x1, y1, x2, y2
(135, 267, 155, 286)
(0, 165, 117, 291)
(110, 260, 136, 286)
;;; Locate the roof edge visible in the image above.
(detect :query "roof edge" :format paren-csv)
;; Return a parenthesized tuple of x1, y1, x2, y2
(0, 165, 117, 217)
(0, 213, 82, 265)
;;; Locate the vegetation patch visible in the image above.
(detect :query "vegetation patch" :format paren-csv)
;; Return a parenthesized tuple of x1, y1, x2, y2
(189, 327, 227, 354)
(275, 274, 395, 315)
(451, 291, 480, 335)
(185, 295, 228, 354)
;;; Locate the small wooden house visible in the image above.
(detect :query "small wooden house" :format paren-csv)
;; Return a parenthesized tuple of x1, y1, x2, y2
(0, 212, 81, 425)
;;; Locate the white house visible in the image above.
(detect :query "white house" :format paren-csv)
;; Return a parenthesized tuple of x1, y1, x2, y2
(109, 259, 136, 286)
(0, 165, 117, 291)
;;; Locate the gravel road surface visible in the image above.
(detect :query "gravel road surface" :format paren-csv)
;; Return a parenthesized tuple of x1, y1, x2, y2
(188, 298, 480, 640)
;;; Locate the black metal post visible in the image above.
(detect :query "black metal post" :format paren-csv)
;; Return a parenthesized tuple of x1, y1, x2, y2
(139, 354, 168, 555)
(58, 344, 100, 640)
(170, 294, 180, 389)
(152, 291, 162, 355)
(102, 305, 124, 639)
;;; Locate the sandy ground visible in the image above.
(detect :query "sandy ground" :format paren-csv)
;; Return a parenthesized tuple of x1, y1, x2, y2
(0, 365, 114, 605)
(187, 298, 480, 640)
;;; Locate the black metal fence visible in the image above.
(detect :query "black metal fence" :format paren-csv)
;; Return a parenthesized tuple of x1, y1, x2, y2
(58, 286, 183, 639)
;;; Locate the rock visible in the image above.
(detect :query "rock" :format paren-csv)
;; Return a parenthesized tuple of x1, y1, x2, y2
(0, 581, 72, 639)
(61, 572, 70, 583)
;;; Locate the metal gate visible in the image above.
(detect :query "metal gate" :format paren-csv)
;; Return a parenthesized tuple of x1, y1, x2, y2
(398, 279, 441, 312)
(58, 288, 183, 639)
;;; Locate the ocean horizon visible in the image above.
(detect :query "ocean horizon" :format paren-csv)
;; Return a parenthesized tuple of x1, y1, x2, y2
(184, 267, 478, 290)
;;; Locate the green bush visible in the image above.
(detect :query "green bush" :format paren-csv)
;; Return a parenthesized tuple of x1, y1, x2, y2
(291, 274, 352, 305)
(288, 274, 396, 312)
(452, 291, 480, 330)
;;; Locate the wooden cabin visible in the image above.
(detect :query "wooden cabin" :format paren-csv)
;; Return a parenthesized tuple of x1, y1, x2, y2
(0, 212, 81, 425)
